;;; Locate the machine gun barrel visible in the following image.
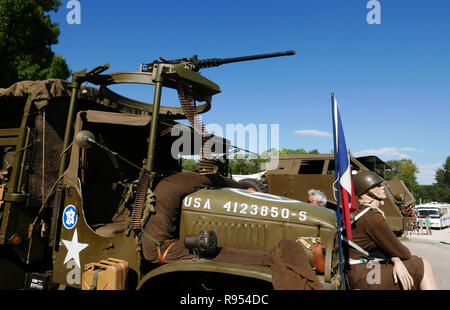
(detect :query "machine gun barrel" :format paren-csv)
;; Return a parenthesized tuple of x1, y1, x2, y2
(196, 50, 296, 70)
(142, 50, 296, 72)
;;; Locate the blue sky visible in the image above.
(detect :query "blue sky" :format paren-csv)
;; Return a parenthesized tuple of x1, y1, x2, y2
(49, 0, 450, 184)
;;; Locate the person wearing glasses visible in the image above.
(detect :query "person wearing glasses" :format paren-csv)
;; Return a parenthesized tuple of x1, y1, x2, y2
(346, 170, 438, 290)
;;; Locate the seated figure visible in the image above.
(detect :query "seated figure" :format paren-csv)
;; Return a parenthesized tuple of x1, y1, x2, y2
(141, 171, 324, 290)
(347, 171, 438, 290)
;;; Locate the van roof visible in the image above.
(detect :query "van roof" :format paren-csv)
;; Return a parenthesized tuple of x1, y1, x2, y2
(416, 203, 450, 209)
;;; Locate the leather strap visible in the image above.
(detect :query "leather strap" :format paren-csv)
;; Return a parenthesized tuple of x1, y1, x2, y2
(89, 269, 102, 290)
(142, 228, 160, 247)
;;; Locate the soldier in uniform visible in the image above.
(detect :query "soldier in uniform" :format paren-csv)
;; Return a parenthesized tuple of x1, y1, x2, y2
(346, 171, 438, 290)
(141, 171, 323, 290)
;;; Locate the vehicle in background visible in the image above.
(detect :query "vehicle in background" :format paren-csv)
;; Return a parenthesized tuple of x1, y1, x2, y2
(415, 202, 450, 229)
(261, 154, 416, 235)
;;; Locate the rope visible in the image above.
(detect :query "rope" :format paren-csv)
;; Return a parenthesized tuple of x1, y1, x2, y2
(157, 240, 176, 264)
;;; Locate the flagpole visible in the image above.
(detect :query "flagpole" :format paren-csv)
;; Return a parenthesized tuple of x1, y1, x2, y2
(331, 92, 345, 290)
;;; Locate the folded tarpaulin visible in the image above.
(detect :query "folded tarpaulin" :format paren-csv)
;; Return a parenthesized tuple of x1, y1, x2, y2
(0, 79, 116, 110)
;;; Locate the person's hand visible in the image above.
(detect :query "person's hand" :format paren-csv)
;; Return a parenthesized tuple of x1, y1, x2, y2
(391, 257, 414, 290)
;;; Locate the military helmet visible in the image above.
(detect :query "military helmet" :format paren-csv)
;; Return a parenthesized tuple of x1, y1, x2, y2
(353, 170, 384, 196)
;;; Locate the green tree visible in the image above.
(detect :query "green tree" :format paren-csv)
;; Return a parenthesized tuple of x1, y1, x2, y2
(230, 153, 262, 175)
(278, 148, 320, 157)
(435, 156, 450, 187)
(181, 158, 198, 171)
(279, 148, 307, 156)
(385, 159, 419, 192)
(46, 54, 71, 79)
(432, 156, 450, 202)
(230, 148, 321, 175)
(0, 0, 70, 88)
(412, 156, 450, 203)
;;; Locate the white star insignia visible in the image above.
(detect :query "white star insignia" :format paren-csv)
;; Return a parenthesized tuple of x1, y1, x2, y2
(61, 228, 88, 268)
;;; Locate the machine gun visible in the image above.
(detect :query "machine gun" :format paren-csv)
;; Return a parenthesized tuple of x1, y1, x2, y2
(140, 50, 296, 72)
(139, 50, 296, 175)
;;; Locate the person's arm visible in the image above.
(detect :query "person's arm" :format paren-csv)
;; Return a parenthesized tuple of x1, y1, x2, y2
(363, 211, 411, 260)
(364, 212, 415, 289)
(205, 174, 248, 189)
(391, 257, 414, 290)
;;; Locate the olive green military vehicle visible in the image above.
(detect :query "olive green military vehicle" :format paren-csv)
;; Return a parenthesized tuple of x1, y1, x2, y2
(262, 154, 416, 235)
(0, 51, 344, 290)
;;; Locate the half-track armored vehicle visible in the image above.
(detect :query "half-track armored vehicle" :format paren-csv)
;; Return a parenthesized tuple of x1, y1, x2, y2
(0, 51, 344, 290)
(262, 154, 416, 235)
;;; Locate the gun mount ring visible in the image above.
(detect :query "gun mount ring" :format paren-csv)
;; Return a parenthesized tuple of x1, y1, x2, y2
(87, 71, 211, 119)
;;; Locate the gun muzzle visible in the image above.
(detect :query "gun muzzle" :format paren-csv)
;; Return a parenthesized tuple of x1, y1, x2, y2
(196, 50, 296, 70)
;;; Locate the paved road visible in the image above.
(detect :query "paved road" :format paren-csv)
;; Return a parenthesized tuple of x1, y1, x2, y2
(401, 226, 450, 290)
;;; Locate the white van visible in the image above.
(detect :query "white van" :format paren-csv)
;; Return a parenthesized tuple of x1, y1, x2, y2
(415, 202, 450, 229)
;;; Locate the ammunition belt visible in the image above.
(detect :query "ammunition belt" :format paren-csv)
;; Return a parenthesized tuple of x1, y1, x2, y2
(176, 82, 215, 175)
(48, 185, 65, 249)
(129, 172, 151, 231)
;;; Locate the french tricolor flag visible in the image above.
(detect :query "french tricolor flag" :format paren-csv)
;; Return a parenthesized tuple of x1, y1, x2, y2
(332, 93, 357, 240)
